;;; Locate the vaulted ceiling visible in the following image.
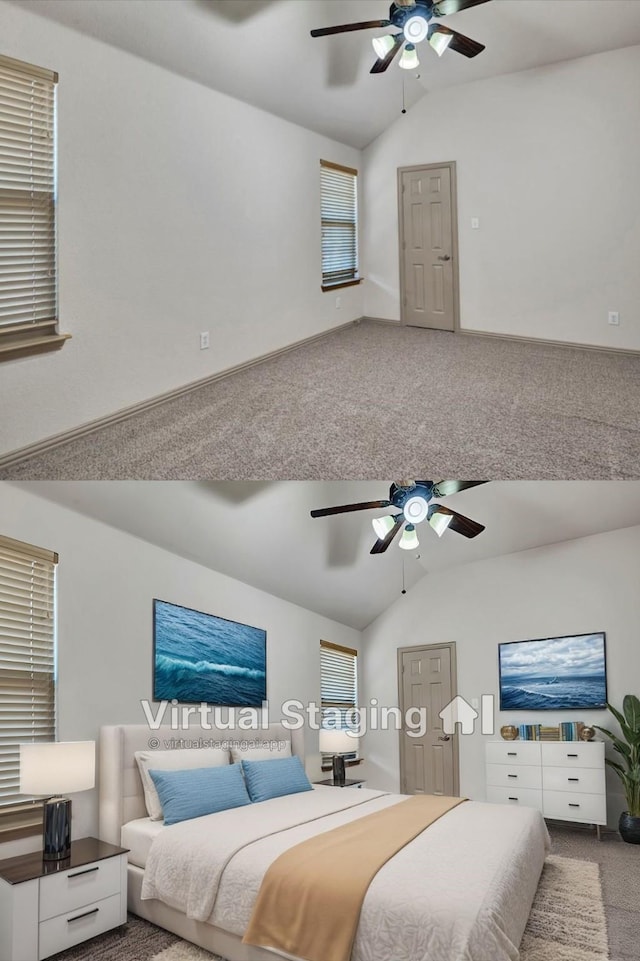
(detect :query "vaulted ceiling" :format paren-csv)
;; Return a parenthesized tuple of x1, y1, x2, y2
(10, 481, 640, 629)
(8, 0, 640, 147)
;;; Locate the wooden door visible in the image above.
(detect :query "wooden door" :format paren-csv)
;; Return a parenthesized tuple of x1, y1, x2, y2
(398, 642, 459, 797)
(399, 163, 458, 330)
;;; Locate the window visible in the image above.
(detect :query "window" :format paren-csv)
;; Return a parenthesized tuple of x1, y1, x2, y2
(0, 54, 68, 360)
(320, 160, 359, 291)
(0, 534, 57, 840)
(320, 640, 358, 763)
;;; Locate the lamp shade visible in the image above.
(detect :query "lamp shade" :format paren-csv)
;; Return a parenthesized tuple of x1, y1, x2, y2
(372, 514, 396, 539)
(399, 44, 420, 70)
(372, 34, 396, 59)
(20, 741, 95, 796)
(399, 524, 419, 550)
(319, 729, 358, 755)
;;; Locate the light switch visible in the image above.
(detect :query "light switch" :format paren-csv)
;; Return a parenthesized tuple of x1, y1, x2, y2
(471, 218, 480, 229)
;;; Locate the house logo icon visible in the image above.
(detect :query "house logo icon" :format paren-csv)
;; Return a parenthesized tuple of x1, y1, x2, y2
(438, 695, 495, 735)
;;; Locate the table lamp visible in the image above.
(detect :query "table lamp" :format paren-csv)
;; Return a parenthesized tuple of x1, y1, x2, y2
(20, 741, 95, 861)
(319, 729, 358, 786)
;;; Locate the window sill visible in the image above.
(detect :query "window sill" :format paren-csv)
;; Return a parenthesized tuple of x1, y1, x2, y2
(0, 332, 71, 362)
(0, 802, 43, 843)
(321, 278, 363, 292)
(321, 758, 363, 773)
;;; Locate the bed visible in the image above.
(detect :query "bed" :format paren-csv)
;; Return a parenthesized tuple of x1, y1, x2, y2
(99, 722, 550, 961)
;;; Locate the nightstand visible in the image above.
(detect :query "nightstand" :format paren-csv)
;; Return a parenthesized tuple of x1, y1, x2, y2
(0, 837, 128, 961)
(315, 778, 367, 789)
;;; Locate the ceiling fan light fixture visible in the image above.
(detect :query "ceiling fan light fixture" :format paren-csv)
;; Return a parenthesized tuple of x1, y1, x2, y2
(403, 495, 429, 525)
(372, 34, 396, 59)
(429, 509, 454, 538)
(403, 15, 429, 45)
(399, 43, 420, 70)
(399, 524, 419, 550)
(429, 29, 454, 57)
(372, 514, 396, 539)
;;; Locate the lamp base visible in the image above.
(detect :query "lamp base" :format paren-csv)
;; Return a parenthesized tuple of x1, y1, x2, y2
(43, 797, 71, 861)
(332, 755, 346, 786)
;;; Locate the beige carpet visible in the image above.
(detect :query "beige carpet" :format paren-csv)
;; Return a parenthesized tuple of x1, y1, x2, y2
(148, 854, 608, 961)
(2, 322, 639, 479)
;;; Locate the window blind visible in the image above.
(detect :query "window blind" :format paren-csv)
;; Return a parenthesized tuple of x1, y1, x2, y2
(0, 54, 58, 343)
(320, 160, 358, 288)
(0, 534, 57, 808)
(320, 640, 358, 733)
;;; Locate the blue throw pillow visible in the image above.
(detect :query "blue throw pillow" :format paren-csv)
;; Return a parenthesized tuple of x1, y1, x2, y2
(149, 763, 251, 825)
(241, 755, 313, 803)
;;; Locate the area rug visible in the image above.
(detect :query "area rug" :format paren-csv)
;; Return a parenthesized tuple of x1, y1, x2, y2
(149, 855, 609, 961)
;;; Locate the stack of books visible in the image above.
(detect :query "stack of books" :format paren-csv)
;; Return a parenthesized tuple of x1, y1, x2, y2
(518, 724, 541, 740)
(539, 725, 561, 741)
(559, 721, 584, 741)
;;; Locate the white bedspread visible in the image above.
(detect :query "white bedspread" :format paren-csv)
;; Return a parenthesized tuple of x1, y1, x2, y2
(141, 787, 550, 961)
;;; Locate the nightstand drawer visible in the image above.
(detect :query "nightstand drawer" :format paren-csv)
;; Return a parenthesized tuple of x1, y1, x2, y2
(543, 766, 605, 795)
(38, 893, 122, 960)
(486, 763, 541, 790)
(39, 856, 122, 921)
(543, 790, 606, 824)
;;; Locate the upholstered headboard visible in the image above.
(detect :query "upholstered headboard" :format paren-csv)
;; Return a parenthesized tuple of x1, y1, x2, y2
(98, 722, 305, 845)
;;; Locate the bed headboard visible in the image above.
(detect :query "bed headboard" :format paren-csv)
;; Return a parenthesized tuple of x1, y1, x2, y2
(98, 722, 305, 845)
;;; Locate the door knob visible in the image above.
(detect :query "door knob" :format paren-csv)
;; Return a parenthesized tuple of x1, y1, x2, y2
(438, 735, 451, 741)
(438, 254, 451, 261)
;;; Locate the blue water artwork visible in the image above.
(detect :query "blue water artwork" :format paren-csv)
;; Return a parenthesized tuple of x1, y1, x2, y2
(499, 632, 607, 711)
(153, 599, 266, 706)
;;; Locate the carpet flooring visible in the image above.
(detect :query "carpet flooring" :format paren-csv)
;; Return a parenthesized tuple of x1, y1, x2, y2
(2, 323, 639, 480)
(49, 823, 640, 961)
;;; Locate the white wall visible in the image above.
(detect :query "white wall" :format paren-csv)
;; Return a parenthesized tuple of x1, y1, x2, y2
(362, 524, 640, 827)
(0, 483, 361, 856)
(362, 45, 640, 351)
(0, 3, 363, 456)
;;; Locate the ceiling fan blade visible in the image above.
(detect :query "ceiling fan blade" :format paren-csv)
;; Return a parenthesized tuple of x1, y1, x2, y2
(310, 19, 390, 38)
(431, 480, 488, 498)
(370, 516, 404, 554)
(370, 35, 404, 74)
(310, 499, 391, 518)
(429, 505, 485, 538)
(395, 0, 417, 6)
(428, 24, 485, 57)
(432, 0, 492, 16)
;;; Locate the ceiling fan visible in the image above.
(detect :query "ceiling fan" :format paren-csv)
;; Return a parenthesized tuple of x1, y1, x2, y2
(311, 480, 487, 554)
(310, 0, 491, 74)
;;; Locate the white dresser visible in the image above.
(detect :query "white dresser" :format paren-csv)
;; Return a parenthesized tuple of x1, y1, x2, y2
(486, 740, 606, 837)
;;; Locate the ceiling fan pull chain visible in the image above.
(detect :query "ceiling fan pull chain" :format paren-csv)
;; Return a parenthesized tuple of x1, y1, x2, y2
(401, 74, 407, 115)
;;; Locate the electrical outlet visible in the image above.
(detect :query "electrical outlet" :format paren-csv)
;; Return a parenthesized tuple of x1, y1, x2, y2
(608, 311, 620, 326)
(335, 296, 342, 309)
(200, 331, 210, 349)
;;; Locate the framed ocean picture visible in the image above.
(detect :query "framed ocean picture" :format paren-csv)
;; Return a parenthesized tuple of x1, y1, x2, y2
(153, 599, 267, 706)
(498, 632, 607, 711)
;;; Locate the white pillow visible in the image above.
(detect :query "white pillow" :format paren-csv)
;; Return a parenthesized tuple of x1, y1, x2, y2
(135, 748, 229, 820)
(230, 741, 292, 764)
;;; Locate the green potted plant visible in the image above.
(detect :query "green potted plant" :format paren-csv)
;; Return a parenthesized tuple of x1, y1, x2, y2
(595, 694, 640, 844)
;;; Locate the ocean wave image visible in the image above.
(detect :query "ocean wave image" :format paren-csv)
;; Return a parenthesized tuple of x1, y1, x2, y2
(153, 599, 266, 706)
(499, 632, 607, 711)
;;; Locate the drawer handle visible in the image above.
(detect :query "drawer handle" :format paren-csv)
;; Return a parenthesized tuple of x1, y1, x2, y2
(507, 752, 517, 756)
(508, 796, 519, 801)
(567, 753, 578, 758)
(569, 803, 580, 808)
(568, 777, 579, 782)
(67, 908, 99, 924)
(507, 774, 518, 778)
(68, 866, 99, 880)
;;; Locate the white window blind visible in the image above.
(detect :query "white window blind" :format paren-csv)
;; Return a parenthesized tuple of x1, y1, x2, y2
(320, 640, 358, 734)
(320, 160, 358, 289)
(0, 534, 57, 808)
(0, 54, 58, 344)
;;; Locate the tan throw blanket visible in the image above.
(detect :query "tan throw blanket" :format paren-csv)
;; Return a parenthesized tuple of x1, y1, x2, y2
(243, 793, 466, 961)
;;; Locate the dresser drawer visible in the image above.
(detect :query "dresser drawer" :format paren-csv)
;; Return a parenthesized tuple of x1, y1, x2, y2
(541, 742, 604, 769)
(39, 856, 122, 921)
(486, 763, 542, 790)
(486, 741, 541, 766)
(486, 785, 543, 811)
(543, 766, 605, 795)
(38, 893, 123, 960)
(543, 790, 606, 824)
